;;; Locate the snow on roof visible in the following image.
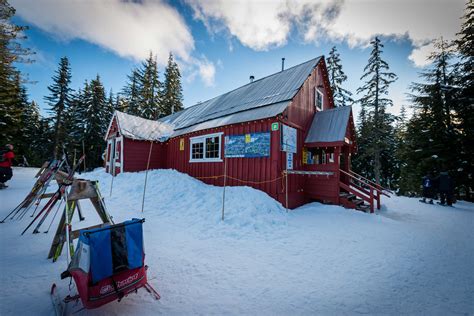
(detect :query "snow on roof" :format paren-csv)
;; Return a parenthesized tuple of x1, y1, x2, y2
(111, 111, 174, 141)
(159, 56, 322, 134)
(305, 106, 352, 144)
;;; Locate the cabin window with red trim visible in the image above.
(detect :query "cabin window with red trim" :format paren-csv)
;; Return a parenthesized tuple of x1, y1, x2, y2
(189, 132, 223, 162)
(315, 88, 323, 111)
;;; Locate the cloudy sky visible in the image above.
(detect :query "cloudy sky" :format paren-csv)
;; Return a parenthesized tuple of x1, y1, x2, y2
(12, 0, 466, 118)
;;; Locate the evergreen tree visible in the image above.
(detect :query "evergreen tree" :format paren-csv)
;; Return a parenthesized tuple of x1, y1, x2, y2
(353, 37, 398, 185)
(0, 0, 33, 146)
(326, 46, 353, 107)
(454, 0, 474, 199)
(162, 52, 183, 115)
(399, 38, 459, 195)
(137, 52, 162, 119)
(45, 57, 73, 158)
(81, 75, 111, 169)
(63, 88, 85, 158)
(121, 69, 140, 115)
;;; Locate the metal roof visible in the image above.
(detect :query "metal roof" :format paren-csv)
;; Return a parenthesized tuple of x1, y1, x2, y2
(160, 56, 322, 134)
(171, 101, 290, 137)
(113, 111, 173, 141)
(305, 106, 352, 143)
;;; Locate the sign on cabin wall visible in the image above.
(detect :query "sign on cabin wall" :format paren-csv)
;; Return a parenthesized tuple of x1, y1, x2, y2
(287, 152, 294, 170)
(302, 148, 308, 165)
(179, 138, 185, 151)
(225, 132, 270, 158)
(281, 124, 297, 153)
(271, 122, 279, 131)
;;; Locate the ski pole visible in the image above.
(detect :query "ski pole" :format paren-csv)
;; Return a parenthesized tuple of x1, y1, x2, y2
(44, 198, 63, 234)
(21, 191, 59, 235)
(0, 202, 24, 223)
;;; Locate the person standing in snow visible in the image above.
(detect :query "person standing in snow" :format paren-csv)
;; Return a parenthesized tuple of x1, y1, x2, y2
(421, 172, 435, 204)
(437, 171, 454, 206)
(0, 144, 15, 189)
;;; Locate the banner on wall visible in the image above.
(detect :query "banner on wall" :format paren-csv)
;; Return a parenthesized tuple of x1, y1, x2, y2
(281, 124, 297, 153)
(225, 132, 270, 158)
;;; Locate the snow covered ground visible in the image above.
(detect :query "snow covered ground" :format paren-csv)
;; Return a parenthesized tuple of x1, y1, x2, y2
(0, 167, 473, 315)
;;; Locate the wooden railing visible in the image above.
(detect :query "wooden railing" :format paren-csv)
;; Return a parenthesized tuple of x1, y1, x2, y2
(347, 170, 393, 196)
(339, 169, 389, 213)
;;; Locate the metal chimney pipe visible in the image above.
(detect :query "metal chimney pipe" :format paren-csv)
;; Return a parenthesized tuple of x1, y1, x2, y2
(249, 75, 255, 83)
(281, 57, 285, 71)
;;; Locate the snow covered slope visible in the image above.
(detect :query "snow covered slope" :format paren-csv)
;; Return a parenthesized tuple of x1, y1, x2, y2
(0, 168, 473, 315)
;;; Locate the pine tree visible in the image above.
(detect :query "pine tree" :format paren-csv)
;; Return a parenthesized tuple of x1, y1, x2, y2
(400, 38, 459, 195)
(121, 69, 140, 115)
(81, 75, 111, 169)
(137, 52, 162, 119)
(0, 0, 33, 146)
(45, 57, 73, 158)
(162, 52, 184, 115)
(326, 46, 353, 107)
(454, 0, 474, 199)
(353, 37, 398, 185)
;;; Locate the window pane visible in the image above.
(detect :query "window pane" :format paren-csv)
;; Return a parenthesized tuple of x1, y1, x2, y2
(205, 136, 220, 158)
(315, 89, 323, 110)
(192, 142, 204, 159)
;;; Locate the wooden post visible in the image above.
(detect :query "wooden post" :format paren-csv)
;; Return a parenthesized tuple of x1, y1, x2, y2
(221, 157, 227, 221)
(141, 141, 154, 213)
(82, 140, 86, 173)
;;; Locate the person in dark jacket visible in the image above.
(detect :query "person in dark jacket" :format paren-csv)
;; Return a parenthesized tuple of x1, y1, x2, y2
(0, 144, 15, 188)
(437, 171, 454, 206)
(421, 172, 435, 204)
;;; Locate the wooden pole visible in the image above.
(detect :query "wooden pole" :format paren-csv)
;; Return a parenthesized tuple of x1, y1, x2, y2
(141, 141, 154, 213)
(82, 140, 86, 173)
(221, 157, 227, 221)
(109, 138, 115, 197)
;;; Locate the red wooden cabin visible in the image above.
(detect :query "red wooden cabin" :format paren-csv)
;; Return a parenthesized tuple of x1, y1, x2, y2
(104, 56, 388, 212)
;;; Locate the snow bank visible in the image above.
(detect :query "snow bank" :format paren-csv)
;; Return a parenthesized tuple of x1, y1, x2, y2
(81, 168, 288, 237)
(0, 168, 473, 315)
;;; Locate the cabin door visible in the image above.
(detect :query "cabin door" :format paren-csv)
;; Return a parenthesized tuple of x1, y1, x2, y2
(114, 136, 123, 175)
(106, 138, 116, 175)
(339, 146, 350, 185)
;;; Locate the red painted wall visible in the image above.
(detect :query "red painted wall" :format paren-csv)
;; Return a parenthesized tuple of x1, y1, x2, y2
(165, 118, 285, 204)
(123, 138, 166, 172)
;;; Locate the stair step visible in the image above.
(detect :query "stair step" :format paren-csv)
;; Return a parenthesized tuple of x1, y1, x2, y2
(339, 192, 356, 200)
(357, 204, 371, 212)
(354, 199, 364, 205)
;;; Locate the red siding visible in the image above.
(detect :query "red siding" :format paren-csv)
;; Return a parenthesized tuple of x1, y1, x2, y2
(123, 138, 166, 172)
(106, 117, 120, 140)
(165, 118, 285, 204)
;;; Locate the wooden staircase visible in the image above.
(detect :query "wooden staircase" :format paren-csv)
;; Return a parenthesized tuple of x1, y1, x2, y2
(338, 169, 392, 213)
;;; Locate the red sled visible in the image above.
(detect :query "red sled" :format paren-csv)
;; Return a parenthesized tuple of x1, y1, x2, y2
(60, 219, 160, 311)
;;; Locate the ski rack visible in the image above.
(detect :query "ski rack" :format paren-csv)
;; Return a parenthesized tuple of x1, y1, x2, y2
(48, 178, 114, 262)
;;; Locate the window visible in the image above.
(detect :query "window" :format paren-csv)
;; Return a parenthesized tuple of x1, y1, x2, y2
(190, 132, 223, 162)
(315, 88, 323, 111)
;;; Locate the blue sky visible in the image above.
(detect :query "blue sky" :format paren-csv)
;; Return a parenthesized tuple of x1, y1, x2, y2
(11, 0, 466, 119)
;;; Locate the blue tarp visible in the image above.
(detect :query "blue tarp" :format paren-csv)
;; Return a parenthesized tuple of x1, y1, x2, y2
(79, 218, 144, 284)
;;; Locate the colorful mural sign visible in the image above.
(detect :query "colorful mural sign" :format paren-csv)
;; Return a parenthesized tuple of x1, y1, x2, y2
(225, 132, 270, 158)
(281, 124, 297, 153)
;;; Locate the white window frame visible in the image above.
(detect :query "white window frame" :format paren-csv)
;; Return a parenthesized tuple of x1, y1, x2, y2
(189, 132, 223, 163)
(315, 88, 324, 111)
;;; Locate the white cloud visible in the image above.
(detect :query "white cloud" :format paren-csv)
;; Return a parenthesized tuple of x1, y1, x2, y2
(11, 0, 194, 64)
(198, 59, 216, 87)
(182, 57, 217, 87)
(186, 0, 465, 67)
